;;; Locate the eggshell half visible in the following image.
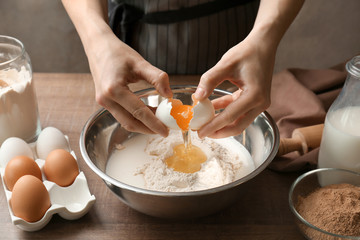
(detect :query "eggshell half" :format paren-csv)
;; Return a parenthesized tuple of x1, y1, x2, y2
(156, 97, 215, 131)
(155, 99, 181, 130)
(189, 98, 215, 130)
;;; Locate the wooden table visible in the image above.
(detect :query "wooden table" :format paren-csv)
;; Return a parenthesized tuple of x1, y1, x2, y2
(0, 73, 305, 239)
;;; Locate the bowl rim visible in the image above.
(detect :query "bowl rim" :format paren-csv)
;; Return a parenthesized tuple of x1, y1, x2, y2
(288, 167, 360, 239)
(79, 85, 280, 197)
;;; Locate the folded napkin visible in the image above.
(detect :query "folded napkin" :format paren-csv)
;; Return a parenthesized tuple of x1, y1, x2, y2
(267, 61, 348, 172)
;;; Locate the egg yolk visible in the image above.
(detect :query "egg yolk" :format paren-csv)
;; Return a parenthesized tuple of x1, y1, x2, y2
(165, 143, 207, 173)
(170, 104, 193, 131)
(166, 98, 207, 173)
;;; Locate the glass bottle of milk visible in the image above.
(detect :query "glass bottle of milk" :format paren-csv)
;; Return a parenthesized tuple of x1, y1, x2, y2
(318, 56, 360, 185)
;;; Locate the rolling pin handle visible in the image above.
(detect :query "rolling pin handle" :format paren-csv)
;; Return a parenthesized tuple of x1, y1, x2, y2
(277, 137, 303, 156)
(277, 124, 324, 156)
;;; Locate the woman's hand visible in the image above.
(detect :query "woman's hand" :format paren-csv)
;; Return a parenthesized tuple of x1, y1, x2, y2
(194, 0, 304, 138)
(195, 35, 275, 139)
(87, 33, 172, 136)
(61, 0, 173, 137)
(62, 0, 303, 138)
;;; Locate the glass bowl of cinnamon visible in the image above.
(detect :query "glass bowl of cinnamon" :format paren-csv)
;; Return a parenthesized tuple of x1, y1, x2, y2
(289, 168, 360, 240)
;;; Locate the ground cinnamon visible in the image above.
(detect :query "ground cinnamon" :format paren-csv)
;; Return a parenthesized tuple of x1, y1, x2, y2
(296, 183, 360, 237)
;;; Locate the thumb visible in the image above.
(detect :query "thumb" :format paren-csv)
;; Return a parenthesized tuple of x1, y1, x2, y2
(194, 66, 227, 100)
(139, 63, 172, 98)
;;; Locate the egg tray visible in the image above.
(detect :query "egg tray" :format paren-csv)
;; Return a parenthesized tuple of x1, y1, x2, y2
(0, 136, 96, 232)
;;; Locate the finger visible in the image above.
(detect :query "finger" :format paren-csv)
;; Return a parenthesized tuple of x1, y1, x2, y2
(137, 63, 172, 98)
(198, 91, 255, 138)
(119, 92, 169, 136)
(107, 88, 169, 137)
(207, 108, 260, 139)
(212, 90, 242, 110)
(212, 95, 233, 110)
(105, 100, 159, 135)
(194, 65, 228, 100)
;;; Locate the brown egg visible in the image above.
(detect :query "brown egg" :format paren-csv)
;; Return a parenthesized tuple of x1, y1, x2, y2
(44, 149, 79, 187)
(4, 156, 42, 191)
(10, 175, 51, 222)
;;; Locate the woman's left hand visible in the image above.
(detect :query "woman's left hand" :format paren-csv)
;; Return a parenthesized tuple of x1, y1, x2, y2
(194, 35, 276, 139)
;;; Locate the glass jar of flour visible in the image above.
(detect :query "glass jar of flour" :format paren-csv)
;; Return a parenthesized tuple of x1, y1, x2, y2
(0, 35, 41, 145)
(318, 55, 360, 185)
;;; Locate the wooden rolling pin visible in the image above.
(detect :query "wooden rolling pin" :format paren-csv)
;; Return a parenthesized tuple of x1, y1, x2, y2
(277, 124, 324, 156)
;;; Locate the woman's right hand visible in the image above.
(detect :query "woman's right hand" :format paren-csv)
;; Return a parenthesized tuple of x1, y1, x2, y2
(87, 32, 172, 137)
(61, 0, 172, 137)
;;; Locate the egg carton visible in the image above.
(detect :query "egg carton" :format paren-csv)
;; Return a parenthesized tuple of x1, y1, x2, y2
(0, 128, 96, 232)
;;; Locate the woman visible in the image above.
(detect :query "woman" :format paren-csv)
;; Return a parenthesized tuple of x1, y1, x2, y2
(62, 0, 304, 138)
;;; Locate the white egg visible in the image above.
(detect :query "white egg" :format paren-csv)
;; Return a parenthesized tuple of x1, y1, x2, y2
(0, 137, 33, 168)
(36, 127, 70, 159)
(155, 96, 214, 131)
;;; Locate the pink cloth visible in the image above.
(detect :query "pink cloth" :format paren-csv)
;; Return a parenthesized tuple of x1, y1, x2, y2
(267, 62, 347, 172)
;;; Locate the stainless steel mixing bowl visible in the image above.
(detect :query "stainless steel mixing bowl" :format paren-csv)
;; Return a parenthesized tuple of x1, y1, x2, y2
(79, 85, 279, 219)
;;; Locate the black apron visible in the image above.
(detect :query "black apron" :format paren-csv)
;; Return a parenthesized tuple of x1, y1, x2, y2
(108, 0, 259, 74)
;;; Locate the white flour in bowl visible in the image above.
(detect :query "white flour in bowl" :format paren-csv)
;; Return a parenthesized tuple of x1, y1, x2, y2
(106, 130, 255, 192)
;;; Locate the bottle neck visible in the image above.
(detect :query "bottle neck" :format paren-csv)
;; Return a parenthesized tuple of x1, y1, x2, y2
(346, 55, 360, 79)
(328, 56, 360, 113)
